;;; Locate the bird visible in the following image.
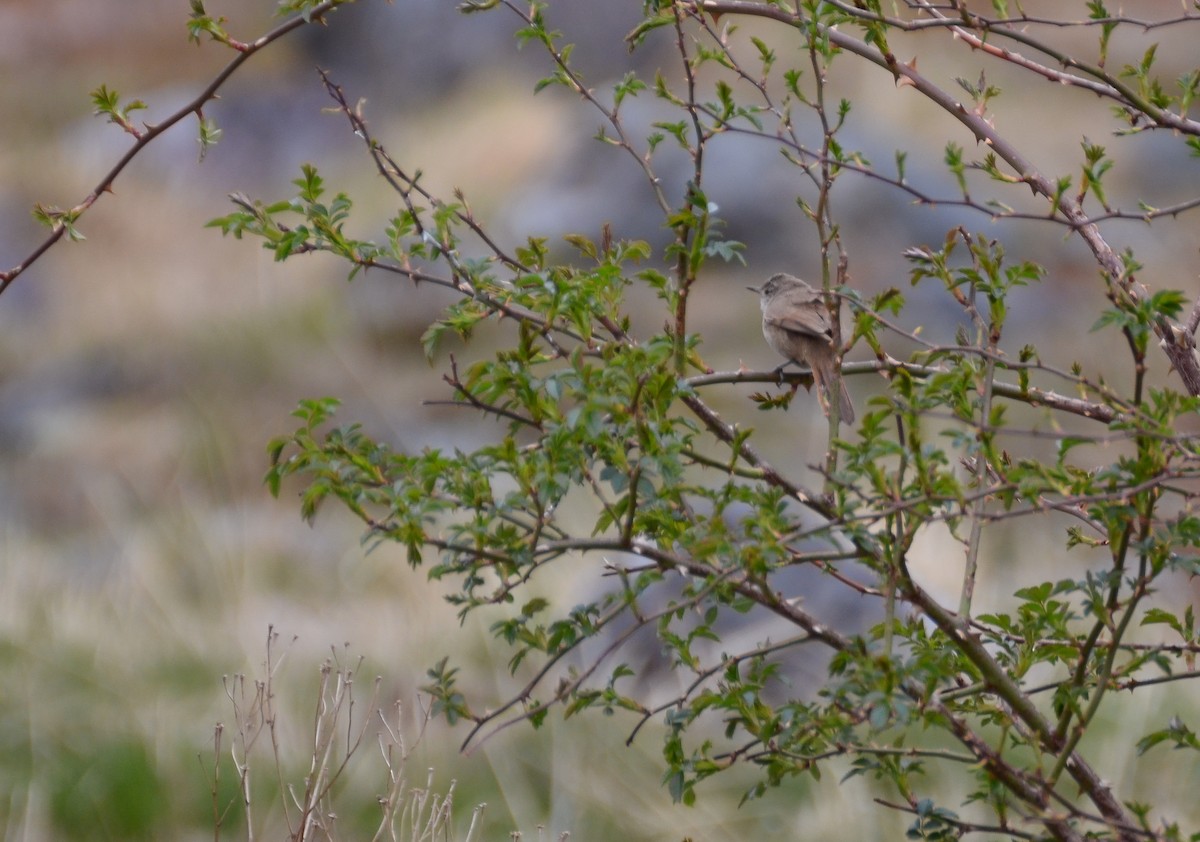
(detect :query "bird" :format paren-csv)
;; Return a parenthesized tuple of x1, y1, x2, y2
(748, 272, 855, 424)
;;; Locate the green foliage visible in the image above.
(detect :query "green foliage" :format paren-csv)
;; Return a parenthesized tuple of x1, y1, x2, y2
(206, 2, 1200, 840)
(90, 84, 147, 136)
(186, 0, 231, 45)
(31, 203, 85, 241)
(196, 114, 221, 160)
(207, 164, 384, 271)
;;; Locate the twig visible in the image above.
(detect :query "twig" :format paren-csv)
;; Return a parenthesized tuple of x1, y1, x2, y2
(0, 1, 353, 295)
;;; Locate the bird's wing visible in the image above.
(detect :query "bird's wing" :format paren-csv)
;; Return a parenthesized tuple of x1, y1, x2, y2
(766, 311, 834, 343)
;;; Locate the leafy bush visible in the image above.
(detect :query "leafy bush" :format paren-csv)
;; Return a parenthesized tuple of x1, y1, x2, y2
(232, 4, 1200, 838)
(11, 1, 1200, 840)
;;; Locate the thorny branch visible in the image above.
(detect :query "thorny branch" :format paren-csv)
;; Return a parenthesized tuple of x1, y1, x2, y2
(694, 0, 1200, 397)
(0, 1, 356, 296)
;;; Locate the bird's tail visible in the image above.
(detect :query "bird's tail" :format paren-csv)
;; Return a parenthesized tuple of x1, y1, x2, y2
(816, 363, 856, 425)
(834, 377, 855, 425)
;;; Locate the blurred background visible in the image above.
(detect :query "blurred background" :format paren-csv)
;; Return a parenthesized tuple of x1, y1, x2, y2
(0, 1, 1198, 839)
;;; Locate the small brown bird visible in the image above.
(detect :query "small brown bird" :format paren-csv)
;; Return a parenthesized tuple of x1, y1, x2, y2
(748, 273, 855, 424)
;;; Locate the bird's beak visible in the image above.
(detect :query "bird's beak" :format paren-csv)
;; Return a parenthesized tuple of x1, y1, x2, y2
(746, 285, 761, 293)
